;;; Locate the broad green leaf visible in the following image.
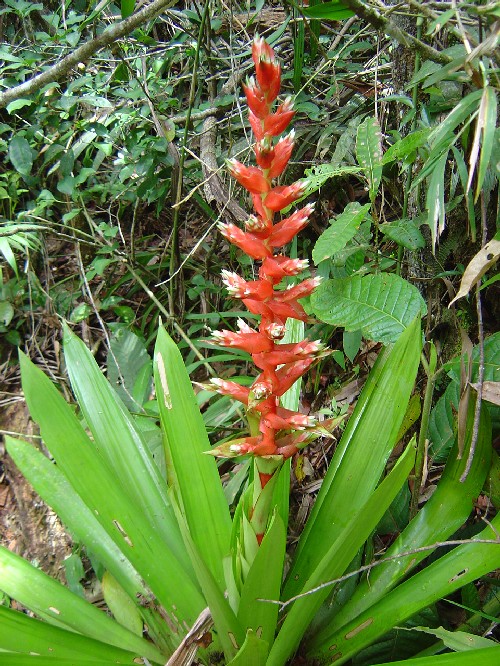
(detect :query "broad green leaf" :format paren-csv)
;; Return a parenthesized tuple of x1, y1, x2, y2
(446, 331, 500, 384)
(0, 605, 140, 662)
(283, 318, 422, 600)
(426, 151, 447, 248)
(6, 98, 33, 113)
(107, 325, 152, 410)
(311, 273, 427, 343)
(62, 325, 186, 562)
(267, 439, 417, 666)
(226, 629, 269, 666)
(315, 397, 491, 641)
(382, 128, 432, 165)
(468, 86, 497, 202)
(5, 435, 147, 600)
(343, 328, 362, 363)
(411, 626, 497, 651)
(303, 164, 362, 197)
(237, 512, 286, 650)
(308, 512, 500, 663)
(312, 202, 371, 264)
(371, 647, 500, 666)
(19, 350, 204, 640)
(121, 0, 135, 18)
(356, 116, 383, 202)
(414, 89, 483, 188)
(101, 571, 143, 637)
(154, 326, 232, 591)
(173, 503, 243, 661)
(380, 218, 426, 250)
(9, 135, 33, 175)
(302, 1, 354, 20)
(0, 547, 163, 663)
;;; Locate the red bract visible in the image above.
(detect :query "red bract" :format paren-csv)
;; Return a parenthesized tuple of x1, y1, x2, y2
(211, 36, 327, 459)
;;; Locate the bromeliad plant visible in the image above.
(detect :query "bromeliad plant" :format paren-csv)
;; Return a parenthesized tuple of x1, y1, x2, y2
(2, 37, 499, 666)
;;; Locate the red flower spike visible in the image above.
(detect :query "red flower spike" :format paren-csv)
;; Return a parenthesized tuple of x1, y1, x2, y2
(252, 37, 281, 101)
(263, 98, 295, 136)
(243, 77, 270, 119)
(264, 180, 308, 212)
(212, 37, 327, 462)
(255, 138, 275, 169)
(218, 223, 271, 260)
(268, 131, 295, 179)
(249, 110, 265, 141)
(268, 203, 314, 247)
(226, 159, 270, 195)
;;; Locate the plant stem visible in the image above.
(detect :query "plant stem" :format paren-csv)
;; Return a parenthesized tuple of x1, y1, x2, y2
(168, 0, 211, 314)
(410, 343, 437, 519)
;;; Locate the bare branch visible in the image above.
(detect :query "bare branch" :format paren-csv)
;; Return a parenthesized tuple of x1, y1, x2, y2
(0, 0, 176, 109)
(342, 0, 453, 65)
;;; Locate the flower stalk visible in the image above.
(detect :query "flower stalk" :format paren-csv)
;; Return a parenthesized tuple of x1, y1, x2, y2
(208, 37, 330, 562)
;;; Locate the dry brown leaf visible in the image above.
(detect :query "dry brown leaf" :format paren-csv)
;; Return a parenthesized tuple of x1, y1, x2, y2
(449, 238, 500, 306)
(471, 381, 500, 406)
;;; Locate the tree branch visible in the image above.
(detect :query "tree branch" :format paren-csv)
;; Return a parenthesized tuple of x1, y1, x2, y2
(0, 0, 176, 109)
(342, 0, 453, 65)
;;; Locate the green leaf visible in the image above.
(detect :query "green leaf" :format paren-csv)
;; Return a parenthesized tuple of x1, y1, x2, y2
(382, 128, 432, 165)
(380, 218, 426, 250)
(102, 572, 143, 637)
(303, 164, 363, 197)
(308, 512, 500, 663)
(237, 512, 286, 650)
(343, 328, 362, 363)
(154, 326, 232, 591)
(6, 98, 33, 113)
(311, 273, 427, 343)
(5, 435, 148, 601)
(315, 396, 492, 644)
(302, 1, 354, 20)
(312, 202, 371, 264)
(9, 135, 33, 175)
(411, 626, 497, 651)
(0, 546, 163, 662)
(356, 116, 383, 202)
(121, 0, 135, 18)
(0, 300, 14, 326)
(173, 503, 243, 661)
(371, 647, 500, 666)
(70, 302, 92, 323)
(226, 629, 269, 665)
(283, 318, 422, 600)
(19, 349, 204, 641)
(0, 605, 141, 662)
(107, 326, 152, 410)
(267, 439, 417, 666)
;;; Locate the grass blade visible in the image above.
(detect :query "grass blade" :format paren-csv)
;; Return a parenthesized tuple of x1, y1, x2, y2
(154, 326, 232, 590)
(5, 435, 147, 600)
(283, 317, 422, 600)
(0, 605, 140, 662)
(310, 512, 500, 662)
(19, 350, 205, 638)
(0, 546, 164, 664)
(62, 325, 184, 557)
(267, 439, 417, 666)
(312, 396, 492, 643)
